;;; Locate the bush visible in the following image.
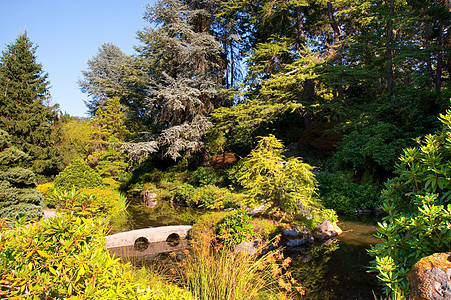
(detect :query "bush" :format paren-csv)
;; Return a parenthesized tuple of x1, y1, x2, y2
(252, 218, 283, 241)
(173, 183, 196, 204)
(317, 173, 381, 215)
(51, 188, 126, 219)
(54, 157, 103, 191)
(369, 109, 451, 297)
(228, 135, 320, 215)
(0, 213, 192, 299)
(216, 209, 254, 246)
(189, 166, 221, 187)
(189, 185, 240, 209)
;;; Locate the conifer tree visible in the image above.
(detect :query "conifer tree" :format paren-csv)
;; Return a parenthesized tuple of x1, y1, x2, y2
(0, 130, 43, 222)
(86, 97, 130, 184)
(120, 0, 228, 161)
(0, 32, 62, 177)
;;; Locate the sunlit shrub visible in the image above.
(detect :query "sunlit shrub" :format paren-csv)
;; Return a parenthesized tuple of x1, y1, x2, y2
(216, 209, 254, 246)
(189, 185, 240, 209)
(0, 213, 192, 299)
(54, 157, 103, 191)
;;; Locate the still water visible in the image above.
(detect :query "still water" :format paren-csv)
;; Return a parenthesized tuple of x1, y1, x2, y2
(113, 197, 383, 299)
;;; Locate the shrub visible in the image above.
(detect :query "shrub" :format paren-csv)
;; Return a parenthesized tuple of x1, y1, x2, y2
(216, 209, 254, 246)
(189, 185, 240, 209)
(37, 182, 58, 208)
(190, 211, 228, 243)
(174, 183, 196, 204)
(51, 188, 126, 219)
(0, 213, 192, 299)
(251, 218, 283, 241)
(369, 109, 451, 297)
(317, 173, 381, 215)
(189, 166, 221, 187)
(228, 135, 321, 215)
(54, 157, 103, 191)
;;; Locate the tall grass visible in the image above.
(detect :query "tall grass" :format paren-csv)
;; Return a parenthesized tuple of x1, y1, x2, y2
(172, 236, 303, 300)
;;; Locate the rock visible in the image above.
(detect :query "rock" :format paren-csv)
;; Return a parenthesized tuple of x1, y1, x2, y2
(283, 227, 302, 237)
(315, 220, 342, 240)
(143, 190, 158, 208)
(408, 252, 451, 300)
(234, 240, 261, 255)
(286, 239, 307, 247)
(247, 205, 266, 216)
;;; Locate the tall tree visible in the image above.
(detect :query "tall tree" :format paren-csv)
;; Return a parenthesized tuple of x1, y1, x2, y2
(79, 43, 128, 115)
(0, 32, 62, 177)
(120, 0, 228, 161)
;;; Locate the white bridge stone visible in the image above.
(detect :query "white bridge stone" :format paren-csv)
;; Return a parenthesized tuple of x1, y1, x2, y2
(105, 225, 192, 249)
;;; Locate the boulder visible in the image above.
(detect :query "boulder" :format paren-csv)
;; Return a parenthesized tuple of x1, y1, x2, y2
(234, 240, 262, 255)
(408, 252, 451, 300)
(283, 227, 302, 237)
(286, 239, 307, 247)
(314, 221, 342, 240)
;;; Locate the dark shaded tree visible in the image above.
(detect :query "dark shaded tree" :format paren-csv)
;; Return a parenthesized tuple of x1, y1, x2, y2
(0, 130, 43, 223)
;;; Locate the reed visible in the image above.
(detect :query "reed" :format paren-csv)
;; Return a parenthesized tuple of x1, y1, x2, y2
(172, 236, 303, 300)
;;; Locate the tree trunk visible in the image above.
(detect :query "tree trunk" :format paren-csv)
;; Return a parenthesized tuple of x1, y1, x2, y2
(435, 22, 444, 91)
(327, 2, 343, 99)
(386, 0, 394, 98)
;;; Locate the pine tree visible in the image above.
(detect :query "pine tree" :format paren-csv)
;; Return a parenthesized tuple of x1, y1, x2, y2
(0, 32, 62, 177)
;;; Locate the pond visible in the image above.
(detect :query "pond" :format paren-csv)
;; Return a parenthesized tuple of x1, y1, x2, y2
(112, 197, 383, 299)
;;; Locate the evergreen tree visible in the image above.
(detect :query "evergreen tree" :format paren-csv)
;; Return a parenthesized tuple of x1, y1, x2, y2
(86, 97, 130, 185)
(120, 0, 228, 161)
(79, 43, 128, 115)
(0, 130, 43, 223)
(0, 32, 62, 177)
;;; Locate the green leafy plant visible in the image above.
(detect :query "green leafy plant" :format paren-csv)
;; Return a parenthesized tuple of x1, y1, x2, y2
(189, 167, 221, 187)
(369, 108, 451, 297)
(54, 157, 103, 191)
(317, 173, 381, 215)
(215, 209, 254, 246)
(0, 213, 192, 299)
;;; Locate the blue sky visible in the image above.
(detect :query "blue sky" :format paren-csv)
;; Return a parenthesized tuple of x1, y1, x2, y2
(1, 0, 155, 117)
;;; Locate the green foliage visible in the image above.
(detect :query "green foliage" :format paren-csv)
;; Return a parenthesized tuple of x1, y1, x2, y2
(0, 213, 192, 299)
(0, 32, 63, 177)
(54, 157, 103, 191)
(251, 218, 283, 241)
(216, 209, 254, 246)
(0, 129, 43, 223)
(173, 183, 196, 204)
(189, 167, 221, 187)
(369, 108, 451, 297)
(229, 135, 320, 214)
(317, 173, 381, 215)
(87, 97, 130, 185)
(189, 185, 241, 210)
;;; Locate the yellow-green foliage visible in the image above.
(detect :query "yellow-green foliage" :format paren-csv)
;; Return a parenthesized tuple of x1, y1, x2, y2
(0, 213, 192, 299)
(189, 185, 242, 209)
(54, 157, 103, 191)
(229, 135, 320, 214)
(54, 188, 125, 219)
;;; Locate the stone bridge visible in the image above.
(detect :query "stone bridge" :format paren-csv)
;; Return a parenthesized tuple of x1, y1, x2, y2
(105, 225, 192, 249)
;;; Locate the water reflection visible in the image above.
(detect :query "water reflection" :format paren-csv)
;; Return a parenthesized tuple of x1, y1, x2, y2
(289, 220, 382, 299)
